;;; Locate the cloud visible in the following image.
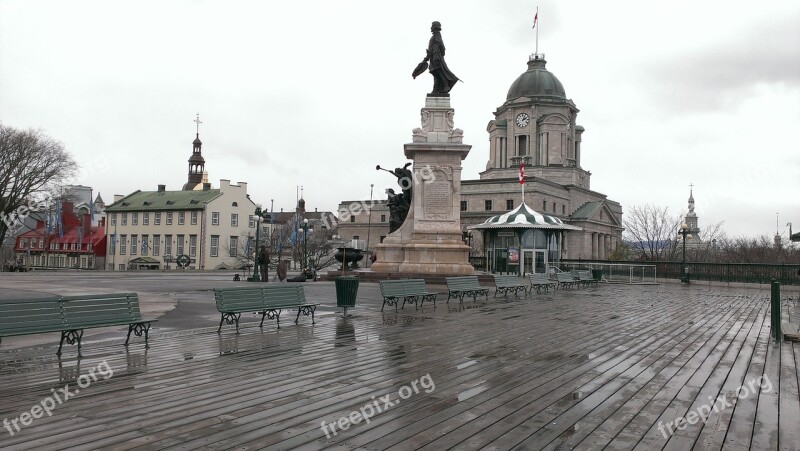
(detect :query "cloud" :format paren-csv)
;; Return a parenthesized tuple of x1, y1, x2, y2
(644, 10, 800, 112)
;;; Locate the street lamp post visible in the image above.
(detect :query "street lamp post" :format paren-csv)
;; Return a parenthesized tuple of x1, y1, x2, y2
(366, 184, 373, 266)
(302, 218, 309, 274)
(677, 223, 692, 283)
(252, 204, 263, 282)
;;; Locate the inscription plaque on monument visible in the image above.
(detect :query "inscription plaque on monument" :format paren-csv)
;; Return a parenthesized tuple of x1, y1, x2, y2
(425, 181, 451, 216)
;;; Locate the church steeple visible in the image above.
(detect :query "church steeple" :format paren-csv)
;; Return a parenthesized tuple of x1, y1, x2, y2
(684, 184, 701, 240)
(183, 113, 206, 191)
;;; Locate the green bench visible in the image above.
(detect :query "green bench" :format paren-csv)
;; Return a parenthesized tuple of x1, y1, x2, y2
(0, 293, 156, 357)
(493, 275, 527, 297)
(556, 272, 577, 290)
(214, 285, 318, 333)
(575, 269, 599, 287)
(379, 279, 437, 311)
(528, 273, 556, 294)
(446, 276, 489, 304)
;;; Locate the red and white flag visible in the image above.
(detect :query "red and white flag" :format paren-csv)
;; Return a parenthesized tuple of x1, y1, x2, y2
(519, 161, 525, 184)
(532, 9, 538, 29)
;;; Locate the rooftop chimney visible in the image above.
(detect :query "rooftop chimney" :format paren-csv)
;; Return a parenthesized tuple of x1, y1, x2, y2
(113, 194, 123, 203)
(157, 184, 166, 192)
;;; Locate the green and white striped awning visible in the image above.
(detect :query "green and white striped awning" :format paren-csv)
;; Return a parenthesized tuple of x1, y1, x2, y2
(468, 202, 582, 231)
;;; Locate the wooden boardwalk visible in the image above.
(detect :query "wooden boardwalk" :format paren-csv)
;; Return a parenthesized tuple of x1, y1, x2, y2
(0, 283, 798, 450)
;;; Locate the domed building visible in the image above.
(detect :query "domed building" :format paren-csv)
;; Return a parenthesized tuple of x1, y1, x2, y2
(461, 53, 624, 272)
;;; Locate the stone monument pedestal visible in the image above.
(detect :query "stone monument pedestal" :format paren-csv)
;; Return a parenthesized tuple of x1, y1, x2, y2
(371, 96, 473, 275)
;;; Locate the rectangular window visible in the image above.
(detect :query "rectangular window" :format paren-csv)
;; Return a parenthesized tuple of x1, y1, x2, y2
(231, 213, 238, 227)
(178, 212, 185, 225)
(63, 243, 68, 250)
(189, 235, 197, 257)
(248, 215, 255, 228)
(132, 213, 138, 226)
(460, 201, 467, 212)
(177, 234, 185, 255)
(143, 212, 149, 225)
(350, 215, 356, 222)
(543, 200, 547, 211)
(518, 135, 528, 156)
(130, 235, 137, 255)
(191, 211, 197, 225)
(553, 202, 556, 212)
(120, 234, 127, 255)
(485, 200, 492, 211)
(562, 204, 566, 215)
(507, 199, 514, 210)
(155, 212, 161, 225)
(111, 213, 116, 226)
(210, 235, 219, 257)
(87, 243, 92, 251)
(164, 234, 172, 256)
(153, 234, 160, 256)
(212, 212, 219, 225)
(229, 236, 238, 257)
(39, 239, 43, 248)
(141, 234, 148, 256)
(166, 212, 173, 225)
(71, 243, 77, 250)
(20, 239, 27, 249)
(380, 214, 386, 222)
(121, 213, 127, 226)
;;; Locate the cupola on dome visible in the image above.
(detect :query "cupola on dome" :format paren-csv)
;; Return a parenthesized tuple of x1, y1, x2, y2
(506, 57, 566, 101)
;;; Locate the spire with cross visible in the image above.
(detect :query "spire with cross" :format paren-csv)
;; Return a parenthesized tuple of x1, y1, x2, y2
(194, 113, 202, 136)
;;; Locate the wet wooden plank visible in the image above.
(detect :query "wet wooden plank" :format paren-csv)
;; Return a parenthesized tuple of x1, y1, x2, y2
(750, 337, 781, 449)
(778, 341, 800, 450)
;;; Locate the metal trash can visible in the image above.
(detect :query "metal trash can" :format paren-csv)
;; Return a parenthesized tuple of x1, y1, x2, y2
(592, 269, 602, 282)
(335, 276, 359, 317)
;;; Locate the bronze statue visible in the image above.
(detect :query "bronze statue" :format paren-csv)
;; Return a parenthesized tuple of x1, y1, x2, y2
(413, 21, 460, 96)
(378, 163, 413, 233)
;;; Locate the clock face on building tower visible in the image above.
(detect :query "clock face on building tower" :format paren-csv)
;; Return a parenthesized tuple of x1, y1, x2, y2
(515, 113, 530, 128)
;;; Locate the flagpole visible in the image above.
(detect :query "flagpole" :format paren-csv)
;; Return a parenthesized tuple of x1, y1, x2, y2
(535, 7, 539, 56)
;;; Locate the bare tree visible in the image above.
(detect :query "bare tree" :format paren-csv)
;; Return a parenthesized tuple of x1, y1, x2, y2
(623, 204, 683, 261)
(716, 235, 800, 264)
(0, 125, 77, 244)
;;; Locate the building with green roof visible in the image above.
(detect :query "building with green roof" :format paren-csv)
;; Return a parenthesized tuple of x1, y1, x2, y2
(104, 180, 256, 270)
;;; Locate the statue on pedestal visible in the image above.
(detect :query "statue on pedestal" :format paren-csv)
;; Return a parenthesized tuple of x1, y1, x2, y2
(412, 21, 460, 96)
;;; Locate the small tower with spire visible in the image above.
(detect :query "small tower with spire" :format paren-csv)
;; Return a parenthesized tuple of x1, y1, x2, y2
(684, 184, 701, 241)
(183, 113, 206, 191)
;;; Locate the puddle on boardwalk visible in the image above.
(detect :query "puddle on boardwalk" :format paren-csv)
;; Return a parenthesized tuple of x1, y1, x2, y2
(456, 360, 478, 370)
(457, 384, 488, 402)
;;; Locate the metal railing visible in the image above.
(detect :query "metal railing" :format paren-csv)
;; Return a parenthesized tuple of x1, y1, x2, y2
(563, 260, 800, 285)
(559, 261, 657, 284)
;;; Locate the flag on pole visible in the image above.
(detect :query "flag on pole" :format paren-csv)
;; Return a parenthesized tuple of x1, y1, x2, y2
(532, 9, 538, 29)
(519, 161, 525, 184)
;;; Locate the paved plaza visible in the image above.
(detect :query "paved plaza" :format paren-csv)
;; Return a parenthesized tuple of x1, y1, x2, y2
(0, 272, 799, 450)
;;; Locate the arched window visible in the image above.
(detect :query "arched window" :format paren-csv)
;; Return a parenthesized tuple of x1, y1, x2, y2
(231, 202, 238, 207)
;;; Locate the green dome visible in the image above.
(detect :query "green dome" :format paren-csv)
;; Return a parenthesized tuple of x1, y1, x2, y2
(506, 57, 566, 101)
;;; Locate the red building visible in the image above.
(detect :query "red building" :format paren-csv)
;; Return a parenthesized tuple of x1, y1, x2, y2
(13, 201, 107, 270)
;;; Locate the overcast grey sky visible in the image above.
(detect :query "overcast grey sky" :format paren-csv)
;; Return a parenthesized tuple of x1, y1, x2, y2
(2, 0, 798, 239)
